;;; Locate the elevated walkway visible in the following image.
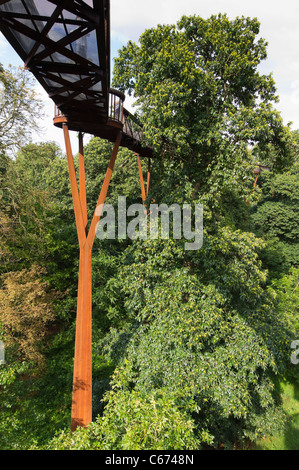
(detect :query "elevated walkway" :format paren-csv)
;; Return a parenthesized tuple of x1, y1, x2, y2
(0, 0, 152, 157)
(53, 88, 153, 157)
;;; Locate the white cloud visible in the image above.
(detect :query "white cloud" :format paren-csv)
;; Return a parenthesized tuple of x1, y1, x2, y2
(277, 80, 299, 128)
(110, 0, 298, 41)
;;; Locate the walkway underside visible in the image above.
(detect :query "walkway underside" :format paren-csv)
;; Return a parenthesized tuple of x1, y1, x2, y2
(54, 103, 153, 158)
(0, 0, 152, 158)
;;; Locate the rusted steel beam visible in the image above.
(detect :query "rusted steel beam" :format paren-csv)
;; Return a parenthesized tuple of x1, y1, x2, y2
(137, 154, 146, 204)
(63, 124, 92, 431)
(87, 131, 122, 249)
(71, 242, 92, 432)
(253, 173, 260, 187)
(146, 158, 151, 197)
(78, 132, 88, 233)
(63, 123, 86, 247)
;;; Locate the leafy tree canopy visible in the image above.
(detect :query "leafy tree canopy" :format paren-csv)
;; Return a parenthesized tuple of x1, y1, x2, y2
(251, 162, 299, 275)
(0, 65, 44, 155)
(113, 13, 293, 192)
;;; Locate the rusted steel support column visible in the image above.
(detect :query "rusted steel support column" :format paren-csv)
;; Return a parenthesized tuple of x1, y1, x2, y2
(63, 124, 122, 432)
(63, 124, 86, 246)
(146, 157, 151, 197)
(71, 242, 92, 432)
(87, 131, 122, 249)
(136, 154, 146, 204)
(63, 124, 92, 432)
(253, 173, 260, 187)
(78, 132, 88, 232)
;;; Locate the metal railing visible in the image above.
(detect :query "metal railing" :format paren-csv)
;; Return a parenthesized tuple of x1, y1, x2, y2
(54, 104, 64, 118)
(54, 90, 148, 147)
(109, 89, 146, 145)
(123, 110, 143, 142)
(108, 88, 124, 123)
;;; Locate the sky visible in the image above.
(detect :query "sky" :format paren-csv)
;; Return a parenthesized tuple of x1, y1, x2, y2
(0, 0, 298, 152)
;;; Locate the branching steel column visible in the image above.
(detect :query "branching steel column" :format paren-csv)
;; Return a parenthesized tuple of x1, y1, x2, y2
(137, 154, 146, 204)
(137, 154, 151, 204)
(87, 131, 123, 250)
(78, 132, 88, 232)
(253, 173, 260, 187)
(146, 157, 151, 197)
(63, 124, 122, 432)
(72, 241, 92, 432)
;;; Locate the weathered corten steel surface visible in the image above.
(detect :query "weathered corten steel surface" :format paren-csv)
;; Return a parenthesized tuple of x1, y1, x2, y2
(0, 0, 152, 157)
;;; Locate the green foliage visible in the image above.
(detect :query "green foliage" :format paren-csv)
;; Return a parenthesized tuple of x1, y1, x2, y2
(268, 266, 299, 384)
(0, 65, 43, 154)
(254, 379, 299, 450)
(0, 328, 74, 450)
(113, 13, 293, 192)
(0, 141, 77, 448)
(45, 388, 200, 450)
(93, 230, 293, 449)
(46, 225, 295, 450)
(36, 15, 297, 450)
(83, 137, 143, 213)
(251, 163, 299, 276)
(0, 265, 58, 367)
(0, 141, 81, 310)
(269, 268, 299, 334)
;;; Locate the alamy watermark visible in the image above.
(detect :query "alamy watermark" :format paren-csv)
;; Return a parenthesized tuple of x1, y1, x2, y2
(95, 196, 203, 251)
(291, 340, 299, 365)
(0, 341, 5, 366)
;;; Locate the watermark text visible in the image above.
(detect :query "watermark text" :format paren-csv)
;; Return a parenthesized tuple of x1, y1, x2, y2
(95, 196, 203, 251)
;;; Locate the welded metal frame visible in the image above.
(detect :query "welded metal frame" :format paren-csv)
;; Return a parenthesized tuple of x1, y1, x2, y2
(0, 0, 152, 156)
(0, 0, 110, 122)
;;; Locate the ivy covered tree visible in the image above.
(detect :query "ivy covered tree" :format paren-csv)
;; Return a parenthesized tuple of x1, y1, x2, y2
(113, 14, 293, 207)
(0, 65, 43, 155)
(251, 162, 299, 276)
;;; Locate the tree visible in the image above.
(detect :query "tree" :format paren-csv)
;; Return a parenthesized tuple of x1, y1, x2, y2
(0, 65, 44, 154)
(0, 140, 83, 450)
(251, 162, 299, 276)
(81, 136, 145, 218)
(1, 15, 296, 450)
(36, 14, 297, 450)
(89, 14, 295, 449)
(113, 14, 293, 206)
(0, 265, 57, 367)
(0, 142, 70, 274)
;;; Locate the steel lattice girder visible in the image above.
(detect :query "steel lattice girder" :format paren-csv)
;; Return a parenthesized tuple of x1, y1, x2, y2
(0, 0, 110, 123)
(0, 0, 153, 153)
